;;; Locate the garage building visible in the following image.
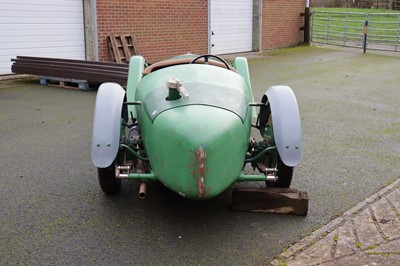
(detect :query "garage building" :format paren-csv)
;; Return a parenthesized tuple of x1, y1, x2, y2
(0, 0, 305, 74)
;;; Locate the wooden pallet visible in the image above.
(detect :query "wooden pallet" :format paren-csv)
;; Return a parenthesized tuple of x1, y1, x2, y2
(39, 76, 92, 91)
(107, 34, 138, 63)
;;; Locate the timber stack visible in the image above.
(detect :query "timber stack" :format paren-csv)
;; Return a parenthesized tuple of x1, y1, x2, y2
(11, 56, 129, 87)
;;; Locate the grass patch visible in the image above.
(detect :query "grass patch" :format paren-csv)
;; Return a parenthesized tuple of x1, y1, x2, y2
(366, 252, 400, 258)
(278, 261, 287, 266)
(311, 8, 400, 46)
(313, 7, 400, 14)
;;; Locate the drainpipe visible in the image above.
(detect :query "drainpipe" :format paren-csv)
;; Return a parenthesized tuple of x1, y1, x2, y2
(304, 0, 311, 44)
(259, 0, 263, 52)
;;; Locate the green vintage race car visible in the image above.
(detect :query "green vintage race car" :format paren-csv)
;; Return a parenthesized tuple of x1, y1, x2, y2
(91, 54, 302, 200)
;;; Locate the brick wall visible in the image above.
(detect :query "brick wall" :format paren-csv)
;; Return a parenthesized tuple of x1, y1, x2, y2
(96, 0, 305, 62)
(96, 0, 208, 63)
(262, 0, 305, 50)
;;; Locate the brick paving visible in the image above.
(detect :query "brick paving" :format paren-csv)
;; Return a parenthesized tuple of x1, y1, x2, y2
(270, 178, 400, 266)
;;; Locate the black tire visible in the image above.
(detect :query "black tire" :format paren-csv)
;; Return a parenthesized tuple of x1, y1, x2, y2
(98, 162, 121, 195)
(267, 156, 293, 188)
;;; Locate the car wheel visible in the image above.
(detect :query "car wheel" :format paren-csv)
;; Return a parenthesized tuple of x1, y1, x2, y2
(266, 156, 293, 188)
(98, 162, 121, 195)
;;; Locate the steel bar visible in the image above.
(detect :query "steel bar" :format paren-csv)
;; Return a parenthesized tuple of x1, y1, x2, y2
(237, 173, 267, 182)
(11, 56, 129, 86)
(127, 172, 157, 181)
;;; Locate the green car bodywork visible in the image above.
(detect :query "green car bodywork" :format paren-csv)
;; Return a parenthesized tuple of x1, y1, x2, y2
(91, 54, 302, 200)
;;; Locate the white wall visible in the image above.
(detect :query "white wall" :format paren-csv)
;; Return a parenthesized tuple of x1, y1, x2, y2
(0, 0, 85, 74)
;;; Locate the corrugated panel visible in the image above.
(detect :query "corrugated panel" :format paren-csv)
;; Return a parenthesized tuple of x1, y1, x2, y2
(210, 0, 253, 54)
(0, 0, 85, 74)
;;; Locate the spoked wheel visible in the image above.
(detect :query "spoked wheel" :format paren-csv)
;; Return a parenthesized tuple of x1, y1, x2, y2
(258, 95, 294, 188)
(98, 162, 121, 195)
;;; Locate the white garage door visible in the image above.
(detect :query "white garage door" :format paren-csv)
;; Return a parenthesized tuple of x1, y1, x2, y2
(0, 0, 85, 74)
(209, 0, 253, 55)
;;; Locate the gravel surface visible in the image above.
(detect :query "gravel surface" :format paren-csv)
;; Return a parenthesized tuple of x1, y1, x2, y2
(1, 46, 399, 265)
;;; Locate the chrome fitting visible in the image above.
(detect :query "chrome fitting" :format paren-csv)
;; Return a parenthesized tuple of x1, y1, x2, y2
(116, 165, 131, 179)
(265, 168, 278, 182)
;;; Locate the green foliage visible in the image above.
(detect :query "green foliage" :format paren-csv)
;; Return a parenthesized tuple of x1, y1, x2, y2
(278, 261, 287, 266)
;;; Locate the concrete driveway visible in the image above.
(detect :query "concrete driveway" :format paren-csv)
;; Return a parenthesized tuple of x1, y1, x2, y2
(1, 46, 399, 265)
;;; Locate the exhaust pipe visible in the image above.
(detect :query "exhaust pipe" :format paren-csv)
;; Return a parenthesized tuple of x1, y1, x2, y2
(139, 182, 147, 199)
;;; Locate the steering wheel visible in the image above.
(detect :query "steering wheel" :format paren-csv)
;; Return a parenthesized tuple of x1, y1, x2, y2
(190, 54, 230, 70)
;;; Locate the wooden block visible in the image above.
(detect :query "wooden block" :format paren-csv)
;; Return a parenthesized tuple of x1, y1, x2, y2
(107, 36, 117, 63)
(231, 187, 309, 216)
(108, 35, 123, 63)
(120, 36, 132, 60)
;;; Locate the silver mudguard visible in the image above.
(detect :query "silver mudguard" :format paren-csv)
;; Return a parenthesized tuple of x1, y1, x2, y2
(266, 85, 302, 167)
(91, 83, 126, 168)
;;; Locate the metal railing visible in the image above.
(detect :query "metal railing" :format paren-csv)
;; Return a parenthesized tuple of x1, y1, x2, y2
(311, 10, 400, 52)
